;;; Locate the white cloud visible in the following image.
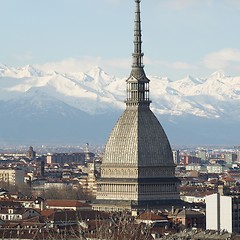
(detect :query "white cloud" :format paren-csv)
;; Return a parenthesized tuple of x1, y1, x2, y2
(36, 57, 102, 73)
(35, 56, 131, 76)
(35, 51, 240, 80)
(35, 56, 197, 79)
(203, 48, 240, 70)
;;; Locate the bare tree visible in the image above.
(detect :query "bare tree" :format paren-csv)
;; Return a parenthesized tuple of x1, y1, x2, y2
(39, 185, 94, 200)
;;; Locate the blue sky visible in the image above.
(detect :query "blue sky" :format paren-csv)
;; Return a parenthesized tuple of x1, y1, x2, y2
(1, 0, 240, 80)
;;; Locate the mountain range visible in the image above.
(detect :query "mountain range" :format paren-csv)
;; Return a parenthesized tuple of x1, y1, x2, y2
(0, 63, 239, 146)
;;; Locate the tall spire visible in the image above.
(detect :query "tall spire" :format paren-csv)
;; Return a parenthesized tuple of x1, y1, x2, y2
(126, 0, 151, 107)
(132, 0, 143, 70)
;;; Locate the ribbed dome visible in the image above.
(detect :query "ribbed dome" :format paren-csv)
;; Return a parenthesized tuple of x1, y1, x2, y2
(103, 107, 174, 167)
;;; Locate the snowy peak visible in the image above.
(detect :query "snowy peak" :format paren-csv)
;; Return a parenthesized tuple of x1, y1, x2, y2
(0, 64, 45, 78)
(86, 66, 115, 86)
(0, 63, 15, 77)
(0, 63, 240, 121)
(209, 70, 226, 79)
(0, 63, 240, 145)
(0, 63, 9, 71)
(87, 66, 115, 86)
(16, 65, 45, 77)
(87, 66, 103, 78)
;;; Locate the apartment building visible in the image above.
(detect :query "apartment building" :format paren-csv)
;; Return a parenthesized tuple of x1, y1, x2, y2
(0, 168, 24, 186)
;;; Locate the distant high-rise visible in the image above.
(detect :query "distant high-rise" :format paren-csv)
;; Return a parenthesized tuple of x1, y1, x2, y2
(94, 0, 180, 211)
(172, 150, 180, 164)
(196, 149, 207, 161)
(237, 147, 240, 162)
(84, 143, 91, 164)
(26, 146, 36, 160)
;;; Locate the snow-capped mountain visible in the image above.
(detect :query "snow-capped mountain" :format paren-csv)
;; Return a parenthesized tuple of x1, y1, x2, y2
(0, 64, 239, 145)
(0, 65, 125, 114)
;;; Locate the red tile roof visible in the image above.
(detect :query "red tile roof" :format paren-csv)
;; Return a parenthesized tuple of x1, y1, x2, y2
(46, 200, 90, 208)
(137, 212, 168, 221)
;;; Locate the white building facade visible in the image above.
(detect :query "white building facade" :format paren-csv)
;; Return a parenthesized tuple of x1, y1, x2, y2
(185, 164, 205, 172)
(206, 164, 224, 174)
(206, 193, 240, 233)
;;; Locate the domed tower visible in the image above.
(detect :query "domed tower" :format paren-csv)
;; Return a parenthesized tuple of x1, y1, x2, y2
(94, 0, 180, 211)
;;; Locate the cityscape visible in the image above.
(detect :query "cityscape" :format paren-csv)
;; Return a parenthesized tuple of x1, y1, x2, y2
(1, 0, 240, 240)
(0, 144, 240, 239)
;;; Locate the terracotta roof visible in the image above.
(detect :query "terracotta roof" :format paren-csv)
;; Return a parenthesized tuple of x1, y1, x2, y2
(40, 209, 55, 217)
(46, 200, 90, 208)
(182, 190, 215, 197)
(47, 210, 110, 222)
(222, 177, 236, 182)
(137, 212, 168, 221)
(177, 209, 205, 218)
